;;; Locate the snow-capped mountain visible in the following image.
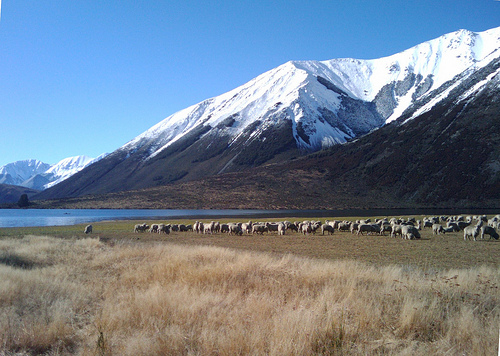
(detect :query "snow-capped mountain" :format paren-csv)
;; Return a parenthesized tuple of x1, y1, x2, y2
(0, 159, 51, 186)
(35, 26, 500, 200)
(40, 154, 107, 190)
(122, 27, 500, 157)
(0, 154, 106, 191)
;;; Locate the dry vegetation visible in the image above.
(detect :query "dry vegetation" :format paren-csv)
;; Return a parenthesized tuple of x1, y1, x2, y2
(0, 217, 499, 355)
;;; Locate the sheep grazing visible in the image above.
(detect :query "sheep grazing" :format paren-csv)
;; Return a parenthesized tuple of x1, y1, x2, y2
(252, 224, 268, 235)
(432, 224, 444, 235)
(379, 223, 392, 236)
(350, 223, 359, 234)
(321, 224, 334, 235)
(338, 222, 350, 232)
(301, 223, 312, 235)
(356, 224, 377, 235)
(220, 224, 230, 233)
(228, 223, 243, 236)
(401, 225, 421, 240)
(390, 224, 403, 238)
(158, 224, 170, 234)
(84, 225, 92, 234)
(134, 223, 149, 233)
(127, 214, 497, 243)
(265, 222, 280, 233)
(480, 225, 499, 240)
(277, 223, 286, 236)
(463, 224, 481, 241)
(149, 224, 159, 233)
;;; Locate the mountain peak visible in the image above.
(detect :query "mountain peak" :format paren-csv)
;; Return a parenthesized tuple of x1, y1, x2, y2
(45, 155, 94, 175)
(0, 154, 106, 191)
(112, 26, 500, 162)
(33, 26, 500, 201)
(0, 159, 51, 185)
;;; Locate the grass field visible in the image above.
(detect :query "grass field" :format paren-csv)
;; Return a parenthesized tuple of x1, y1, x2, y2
(0, 215, 499, 355)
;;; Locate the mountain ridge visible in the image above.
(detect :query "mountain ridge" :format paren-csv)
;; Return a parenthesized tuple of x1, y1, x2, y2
(32, 55, 500, 210)
(0, 154, 106, 193)
(0, 159, 51, 186)
(34, 26, 500, 203)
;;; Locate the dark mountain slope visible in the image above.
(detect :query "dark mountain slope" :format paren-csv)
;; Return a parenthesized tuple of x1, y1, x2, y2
(34, 27, 500, 202)
(35, 58, 500, 209)
(281, 58, 500, 207)
(33, 116, 302, 200)
(0, 184, 40, 205)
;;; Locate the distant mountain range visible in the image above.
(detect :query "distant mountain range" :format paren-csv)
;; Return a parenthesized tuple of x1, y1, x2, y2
(13, 27, 500, 208)
(0, 155, 107, 191)
(0, 155, 106, 204)
(0, 160, 51, 187)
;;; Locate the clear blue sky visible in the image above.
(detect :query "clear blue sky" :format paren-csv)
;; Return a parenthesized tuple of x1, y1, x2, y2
(1, 0, 499, 166)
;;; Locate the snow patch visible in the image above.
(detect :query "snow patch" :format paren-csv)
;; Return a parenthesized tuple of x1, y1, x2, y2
(0, 154, 107, 190)
(114, 26, 500, 162)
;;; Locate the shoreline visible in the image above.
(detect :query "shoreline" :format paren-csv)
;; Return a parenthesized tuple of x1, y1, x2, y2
(1, 207, 499, 229)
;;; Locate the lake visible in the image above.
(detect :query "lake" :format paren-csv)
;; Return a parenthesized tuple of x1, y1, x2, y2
(0, 209, 290, 228)
(1, 208, 498, 228)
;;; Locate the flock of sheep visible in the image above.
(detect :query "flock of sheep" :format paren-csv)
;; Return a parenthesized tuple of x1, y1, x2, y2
(128, 214, 500, 241)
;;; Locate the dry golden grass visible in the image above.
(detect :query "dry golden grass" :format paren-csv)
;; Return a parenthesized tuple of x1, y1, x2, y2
(0, 222, 499, 355)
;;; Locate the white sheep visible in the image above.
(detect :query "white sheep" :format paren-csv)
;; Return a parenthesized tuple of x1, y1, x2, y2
(228, 223, 243, 235)
(252, 224, 268, 234)
(134, 223, 149, 233)
(278, 223, 286, 236)
(390, 224, 403, 238)
(432, 224, 444, 235)
(401, 225, 421, 239)
(463, 224, 481, 241)
(356, 224, 377, 235)
(158, 224, 170, 234)
(321, 224, 334, 235)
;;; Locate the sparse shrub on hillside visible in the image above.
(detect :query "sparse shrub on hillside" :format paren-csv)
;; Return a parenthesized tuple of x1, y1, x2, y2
(17, 193, 29, 208)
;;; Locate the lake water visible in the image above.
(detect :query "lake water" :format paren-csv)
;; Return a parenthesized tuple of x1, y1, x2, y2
(0, 209, 290, 228)
(1, 208, 498, 228)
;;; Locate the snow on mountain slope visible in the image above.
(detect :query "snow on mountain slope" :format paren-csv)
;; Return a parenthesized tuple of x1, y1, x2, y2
(116, 27, 500, 164)
(297, 27, 500, 122)
(42, 154, 107, 189)
(33, 26, 500, 200)
(0, 154, 107, 191)
(122, 60, 340, 155)
(0, 159, 51, 186)
(120, 59, 369, 159)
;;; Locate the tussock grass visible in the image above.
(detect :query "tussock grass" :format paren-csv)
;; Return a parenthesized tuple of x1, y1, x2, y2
(0, 235, 498, 355)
